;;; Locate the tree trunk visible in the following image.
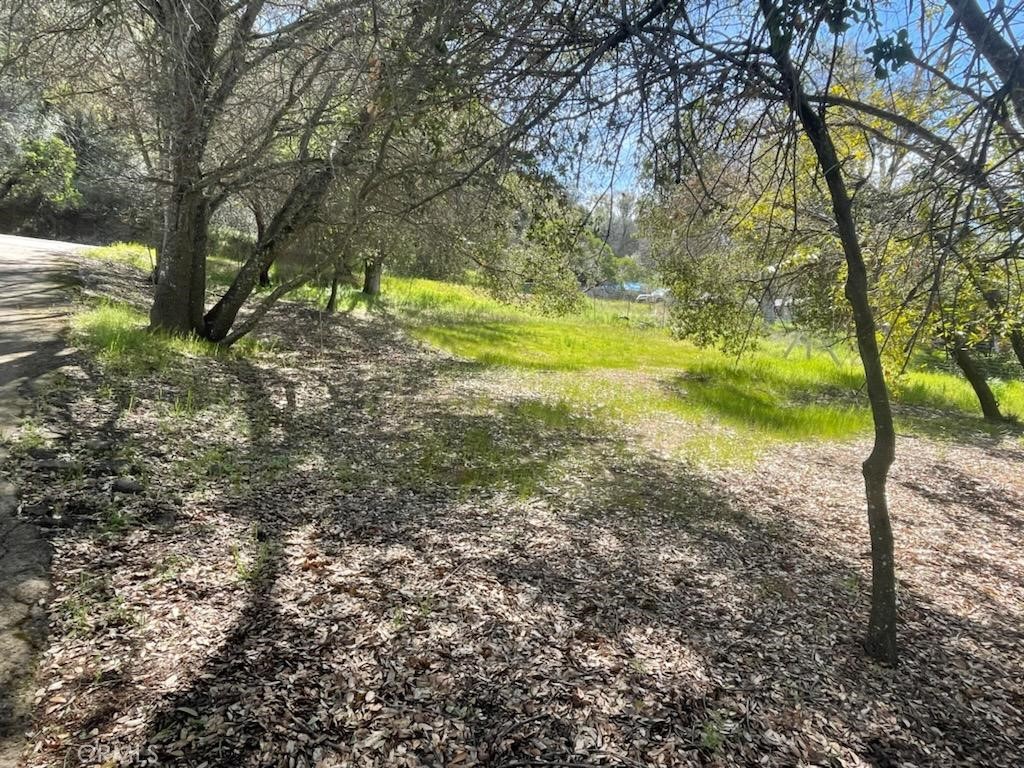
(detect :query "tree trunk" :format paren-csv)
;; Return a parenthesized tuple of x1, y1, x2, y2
(150, 187, 209, 335)
(1010, 329, 1024, 372)
(762, 0, 898, 663)
(203, 171, 331, 341)
(946, 0, 1024, 120)
(325, 270, 341, 313)
(203, 108, 376, 342)
(254, 202, 271, 287)
(147, 0, 220, 335)
(362, 258, 383, 296)
(950, 344, 1003, 422)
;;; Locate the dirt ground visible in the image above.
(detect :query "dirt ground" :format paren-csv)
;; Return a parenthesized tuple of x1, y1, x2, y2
(0, 234, 82, 767)
(5, 255, 1023, 767)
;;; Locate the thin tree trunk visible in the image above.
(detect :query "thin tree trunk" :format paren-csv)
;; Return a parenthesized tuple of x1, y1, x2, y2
(1010, 329, 1024, 372)
(950, 344, 1003, 421)
(362, 258, 382, 296)
(219, 275, 307, 346)
(254, 203, 271, 286)
(325, 269, 341, 313)
(762, 1, 898, 663)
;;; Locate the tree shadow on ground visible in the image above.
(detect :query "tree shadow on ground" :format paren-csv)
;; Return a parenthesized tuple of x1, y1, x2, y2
(0, 256, 81, 391)
(123, 444, 1023, 766)
(898, 461, 1024, 531)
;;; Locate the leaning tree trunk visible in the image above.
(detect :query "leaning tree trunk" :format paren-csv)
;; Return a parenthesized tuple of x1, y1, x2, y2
(762, 0, 898, 663)
(204, 109, 377, 343)
(204, 166, 335, 341)
(950, 343, 1004, 422)
(362, 258, 383, 296)
(946, 0, 1024, 120)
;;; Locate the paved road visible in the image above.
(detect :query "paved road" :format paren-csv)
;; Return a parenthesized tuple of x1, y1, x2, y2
(0, 234, 84, 412)
(0, 233, 82, 767)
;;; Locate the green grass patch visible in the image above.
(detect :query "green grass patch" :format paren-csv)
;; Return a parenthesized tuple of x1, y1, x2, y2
(207, 254, 244, 287)
(76, 246, 1024, 463)
(84, 242, 156, 272)
(894, 367, 1024, 417)
(86, 241, 244, 288)
(70, 300, 262, 374)
(331, 276, 1024, 460)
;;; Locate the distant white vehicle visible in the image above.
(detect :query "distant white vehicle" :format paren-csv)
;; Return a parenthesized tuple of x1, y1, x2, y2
(636, 287, 670, 303)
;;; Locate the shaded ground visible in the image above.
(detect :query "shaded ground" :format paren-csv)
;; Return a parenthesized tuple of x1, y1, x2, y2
(0, 234, 82, 767)
(5, 257, 1023, 767)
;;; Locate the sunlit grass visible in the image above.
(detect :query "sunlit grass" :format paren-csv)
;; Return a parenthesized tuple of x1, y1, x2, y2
(381, 276, 663, 328)
(894, 367, 1024, 417)
(85, 241, 245, 288)
(207, 255, 244, 287)
(70, 300, 262, 373)
(339, 276, 1024, 461)
(84, 242, 155, 272)
(76, 247, 1024, 461)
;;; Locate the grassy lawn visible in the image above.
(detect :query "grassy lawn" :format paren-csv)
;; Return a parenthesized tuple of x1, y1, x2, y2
(76, 244, 266, 373)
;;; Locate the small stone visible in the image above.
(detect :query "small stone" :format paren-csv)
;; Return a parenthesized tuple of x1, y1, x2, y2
(11, 577, 49, 605)
(113, 477, 144, 494)
(20, 503, 51, 518)
(34, 458, 76, 472)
